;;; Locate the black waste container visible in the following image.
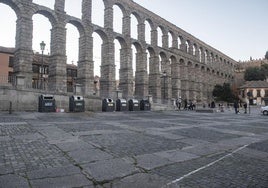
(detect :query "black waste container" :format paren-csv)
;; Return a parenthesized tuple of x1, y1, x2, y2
(116, 99, 128, 111)
(102, 98, 115, 112)
(128, 99, 140, 111)
(38, 95, 56, 112)
(140, 99, 151, 111)
(69, 95, 85, 112)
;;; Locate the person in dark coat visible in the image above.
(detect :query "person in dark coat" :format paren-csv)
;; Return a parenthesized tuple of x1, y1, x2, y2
(243, 103, 248, 114)
(234, 101, 239, 114)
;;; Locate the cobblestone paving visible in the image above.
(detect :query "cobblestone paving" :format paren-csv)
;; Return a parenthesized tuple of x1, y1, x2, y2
(169, 127, 241, 142)
(0, 139, 69, 175)
(82, 132, 188, 157)
(0, 109, 267, 187)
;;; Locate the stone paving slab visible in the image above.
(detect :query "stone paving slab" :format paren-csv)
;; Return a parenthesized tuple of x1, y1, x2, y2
(154, 149, 199, 163)
(27, 165, 81, 180)
(104, 173, 170, 188)
(68, 148, 114, 164)
(30, 174, 93, 188)
(0, 174, 29, 188)
(55, 140, 95, 152)
(82, 158, 139, 182)
(135, 153, 174, 170)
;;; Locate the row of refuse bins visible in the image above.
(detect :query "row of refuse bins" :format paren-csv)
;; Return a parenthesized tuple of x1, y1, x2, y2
(38, 95, 151, 113)
(38, 95, 85, 112)
(102, 98, 151, 112)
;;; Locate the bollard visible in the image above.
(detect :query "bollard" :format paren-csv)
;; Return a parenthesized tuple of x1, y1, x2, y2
(9, 101, 12, 114)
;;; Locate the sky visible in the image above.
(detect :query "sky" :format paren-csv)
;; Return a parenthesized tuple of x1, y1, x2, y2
(134, 0, 268, 62)
(0, 0, 267, 70)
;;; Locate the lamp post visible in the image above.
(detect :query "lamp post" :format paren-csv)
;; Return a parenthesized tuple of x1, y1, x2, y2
(161, 71, 167, 102)
(40, 41, 46, 89)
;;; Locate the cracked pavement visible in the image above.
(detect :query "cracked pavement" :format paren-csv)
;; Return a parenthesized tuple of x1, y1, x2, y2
(0, 108, 268, 187)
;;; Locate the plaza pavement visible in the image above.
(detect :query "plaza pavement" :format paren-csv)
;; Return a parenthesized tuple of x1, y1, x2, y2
(0, 107, 267, 188)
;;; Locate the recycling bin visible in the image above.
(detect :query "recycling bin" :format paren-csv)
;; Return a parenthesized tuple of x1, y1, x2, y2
(116, 98, 128, 111)
(102, 98, 115, 112)
(140, 99, 151, 111)
(128, 99, 140, 111)
(69, 95, 85, 112)
(38, 94, 56, 112)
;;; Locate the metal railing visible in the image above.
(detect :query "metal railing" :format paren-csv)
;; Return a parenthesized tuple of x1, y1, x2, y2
(0, 75, 16, 86)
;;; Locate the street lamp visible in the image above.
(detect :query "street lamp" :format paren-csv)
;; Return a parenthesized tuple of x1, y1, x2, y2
(161, 71, 167, 102)
(40, 41, 46, 89)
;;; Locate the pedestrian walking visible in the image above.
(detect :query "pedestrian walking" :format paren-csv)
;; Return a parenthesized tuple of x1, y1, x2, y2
(234, 101, 239, 114)
(243, 103, 247, 114)
(176, 98, 182, 111)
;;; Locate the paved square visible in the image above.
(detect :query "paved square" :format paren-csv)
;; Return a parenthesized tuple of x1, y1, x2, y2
(0, 108, 267, 187)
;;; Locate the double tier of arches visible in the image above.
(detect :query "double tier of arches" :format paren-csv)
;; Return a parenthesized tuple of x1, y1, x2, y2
(0, 0, 236, 103)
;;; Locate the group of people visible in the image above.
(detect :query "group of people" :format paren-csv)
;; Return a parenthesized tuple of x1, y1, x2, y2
(233, 100, 248, 114)
(174, 98, 248, 114)
(175, 98, 196, 111)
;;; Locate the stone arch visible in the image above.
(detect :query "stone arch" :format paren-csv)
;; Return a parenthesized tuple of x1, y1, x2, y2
(67, 18, 86, 37)
(113, 3, 125, 34)
(157, 26, 167, 48)
(210, 52, 214, 62)
(187, 61, 193, 67)
(115, 36, 127, 49)
(114, 2, 127, 15)
(168, 31, 173, 48)
(92, 29, 109, 79)
(147, 46, 156, 57)
(170, 55, 180, 98)
(130, 12, 140, 39)
(130, 11, 142, 24)
(146, 46, 156, 73)
(178, 35, 183, 50)
(198, 47, 203, 62)
(0, 1, 18, 47)
(186, 40, 191, 54)
(114, 36, 128, 83)
(205, 50, 209, 64)
(34, 8, 57, 27)
(93, 28, 109, 43)
(132, 41, 143, 53)
(193, 43, 197, 56)
(66, 18, 86, 68)
(145, 18, 154, 45)
(179, 58, 185, 65)
(0, 0, 21, 18)
(159, 51, 168, 72)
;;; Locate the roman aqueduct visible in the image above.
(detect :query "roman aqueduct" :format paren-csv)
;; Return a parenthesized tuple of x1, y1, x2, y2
(0, 0, 237, 110)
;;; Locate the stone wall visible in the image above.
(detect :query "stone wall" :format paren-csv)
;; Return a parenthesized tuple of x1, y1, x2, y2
(0, 86, 102, 112)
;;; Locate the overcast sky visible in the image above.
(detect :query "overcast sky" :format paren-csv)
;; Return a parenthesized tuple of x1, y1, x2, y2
(0, 0, 267, 66)
(134, 0, 268, 62)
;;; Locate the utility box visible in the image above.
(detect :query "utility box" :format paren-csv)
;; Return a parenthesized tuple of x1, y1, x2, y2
(102, 98, 115, 112)
(38, 95, 56, 112)
(140, 99, 151, 111)
(69, 95, 85, 112)
(116, 99, 128, 111)
(128, 99, 140, 111)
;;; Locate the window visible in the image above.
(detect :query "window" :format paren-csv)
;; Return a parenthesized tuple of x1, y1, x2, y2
(32, 64, 39, 73)
(257, 90, 261, 97)
(265, 90, 268, 97)
(8, 56, 14, 67)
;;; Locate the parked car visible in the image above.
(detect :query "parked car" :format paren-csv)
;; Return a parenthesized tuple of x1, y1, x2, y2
(261, 106, 268, 115)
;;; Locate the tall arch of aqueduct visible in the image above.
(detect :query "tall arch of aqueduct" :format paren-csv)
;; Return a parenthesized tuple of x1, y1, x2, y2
(0, 0, 237, 109)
